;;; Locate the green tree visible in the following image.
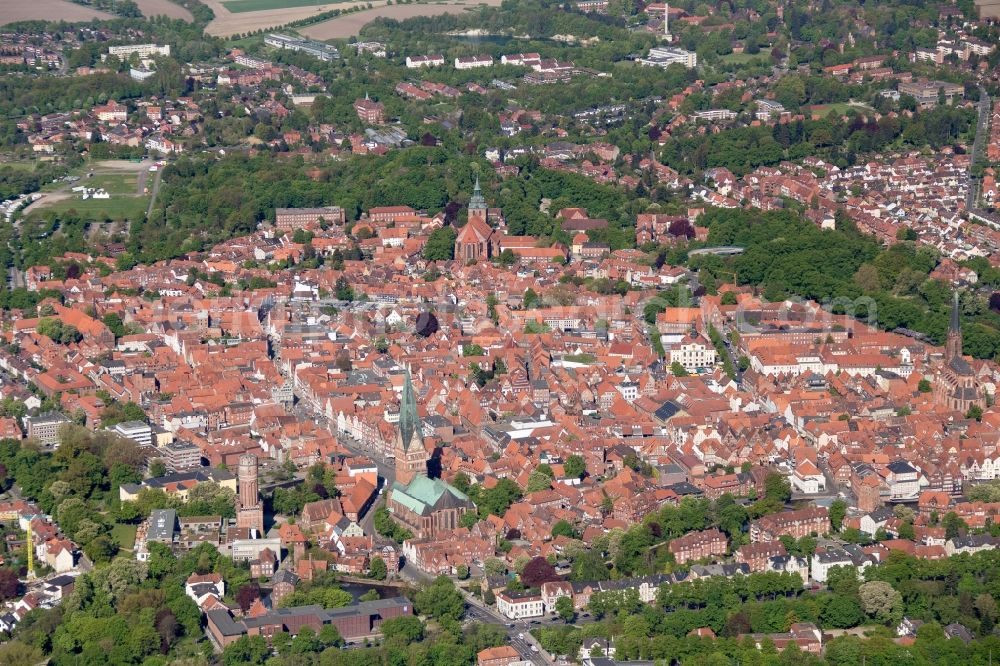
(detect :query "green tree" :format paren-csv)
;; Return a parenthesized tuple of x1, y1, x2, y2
(564, 454, 586, 479)
(555, 595, 576, 623)
(859, 580, 903, 625)
(369, 557, 387, 581)
(222, 635, 270, 666)
(829, 498, 847, 533)
(414, 576, 465, 622)
(525, 469, 552, 493)
(424, 227, 457, 261)
(523, 288, 540, 309)
(291, 626, 323, 654)
(764, 472, 792, 503)
(552, 519, 579, 540)
(381, 615, 424, 643)
(319, 623, 342, 647)
(943, 511, 967, 539)
(335, 275, 354, 302)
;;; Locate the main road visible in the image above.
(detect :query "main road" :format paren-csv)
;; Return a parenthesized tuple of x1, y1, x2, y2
(290, 400, 397, 538)
(967, 86, 991, 211)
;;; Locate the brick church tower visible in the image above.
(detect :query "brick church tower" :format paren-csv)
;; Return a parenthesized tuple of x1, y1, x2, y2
(236, 453, 264, 534)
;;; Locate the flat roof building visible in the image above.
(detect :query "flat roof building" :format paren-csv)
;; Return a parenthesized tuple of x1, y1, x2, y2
(638, 47, 697, 69)
(113, 420, 153, 447)
(25, 412, 71, 447)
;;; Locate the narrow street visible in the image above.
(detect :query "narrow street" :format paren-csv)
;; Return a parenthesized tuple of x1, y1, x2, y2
(145, 166, 163, 218)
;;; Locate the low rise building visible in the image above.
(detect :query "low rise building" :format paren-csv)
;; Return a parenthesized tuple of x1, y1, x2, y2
(205, 596, 412, 648)
(496, 589, 544, 619)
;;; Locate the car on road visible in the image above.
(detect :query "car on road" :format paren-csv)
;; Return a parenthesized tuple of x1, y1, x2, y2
(517, 633, 524, 639)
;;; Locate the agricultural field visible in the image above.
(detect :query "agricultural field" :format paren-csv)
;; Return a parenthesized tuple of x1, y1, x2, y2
(134, 0, 194, 20)
(202, 0, 359, 35)
(0, 0, 113, 25)
(300, 0, 502, 39)
(221, 0, 348, 13)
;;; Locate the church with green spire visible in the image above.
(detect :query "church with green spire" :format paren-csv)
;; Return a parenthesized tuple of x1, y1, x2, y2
(453, 175, 495, 262)
(386, 369, 474, 539)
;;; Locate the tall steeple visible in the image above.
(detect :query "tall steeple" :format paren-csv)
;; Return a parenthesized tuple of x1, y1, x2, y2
(398, 368, 419, 452)
(394, 368, 427, 486)
(946, 290, 962, 360)
(469, 174, 487, 216)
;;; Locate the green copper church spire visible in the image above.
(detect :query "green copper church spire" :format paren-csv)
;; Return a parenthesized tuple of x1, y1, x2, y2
(399, 368, 420, 452)
(469, 174, 487, 211)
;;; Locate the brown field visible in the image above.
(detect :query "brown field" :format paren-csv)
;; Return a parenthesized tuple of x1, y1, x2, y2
(300, 0, 501, 40)
(0, 0, 113, 24)
(135, 0, 194, 20)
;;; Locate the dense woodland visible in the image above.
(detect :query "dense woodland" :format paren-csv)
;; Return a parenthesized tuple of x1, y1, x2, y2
(685, 208, 1000, 359)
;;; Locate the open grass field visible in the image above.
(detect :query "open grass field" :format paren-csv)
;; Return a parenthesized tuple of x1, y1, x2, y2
(26, 160, 151, 221)
(222, 0, 348, 13)
(0, 0, 113, 24)
(135, 0, 194, 20)
(39, 193, 149, 220)
(301, 0, 502, 39)
(111, 524, 137, 551)
(808, 102, 874, 117)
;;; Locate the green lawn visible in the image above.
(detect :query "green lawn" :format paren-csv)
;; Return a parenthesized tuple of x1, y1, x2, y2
(720, 52, 766, 65)
(83, 173, 139, 195)
(111, 524, 137, 551)
(222, 0, 348, 13)
(0, 161, 42, 172)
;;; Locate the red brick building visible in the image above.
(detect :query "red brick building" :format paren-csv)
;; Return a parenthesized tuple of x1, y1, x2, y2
(477, 645, 523, 666)
(750, 507, 829, 542)
(353, 95, 385, 124)
(668, 528, 727, 564)
(206, 597, 412, 648)
(735, 541, 787, 572)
